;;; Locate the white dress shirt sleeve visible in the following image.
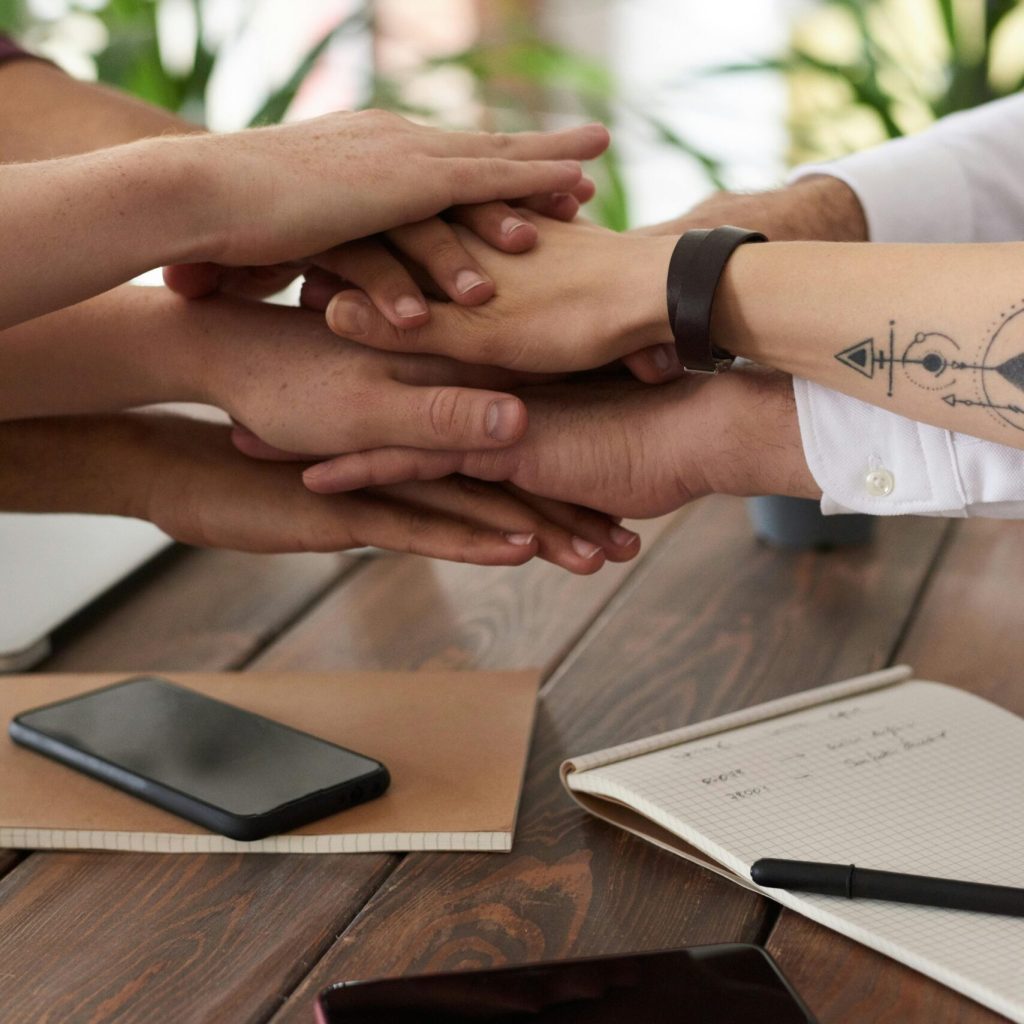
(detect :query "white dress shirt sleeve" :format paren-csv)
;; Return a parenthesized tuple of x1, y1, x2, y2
(786, 93, 1024, 517)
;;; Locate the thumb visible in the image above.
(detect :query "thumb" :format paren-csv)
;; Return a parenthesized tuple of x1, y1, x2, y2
(376, 383, 527, 450)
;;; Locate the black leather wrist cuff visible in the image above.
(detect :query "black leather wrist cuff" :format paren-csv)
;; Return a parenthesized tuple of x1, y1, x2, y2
(666, 225, 767, 373)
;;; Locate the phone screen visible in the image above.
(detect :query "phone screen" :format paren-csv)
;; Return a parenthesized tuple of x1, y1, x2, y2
(11, 676, 387, 836)
(317, 946, 816, 1024)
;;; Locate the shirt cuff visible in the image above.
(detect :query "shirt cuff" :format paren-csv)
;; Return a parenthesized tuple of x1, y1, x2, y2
(792, 378, 969, 517)
(789, 137, 973, 243)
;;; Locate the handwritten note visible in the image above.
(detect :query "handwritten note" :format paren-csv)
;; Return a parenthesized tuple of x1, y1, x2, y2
(569, 680, 1024, 1022)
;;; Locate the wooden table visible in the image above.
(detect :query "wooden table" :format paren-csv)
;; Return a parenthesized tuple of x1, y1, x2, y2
(0, 496, 1017, 1023)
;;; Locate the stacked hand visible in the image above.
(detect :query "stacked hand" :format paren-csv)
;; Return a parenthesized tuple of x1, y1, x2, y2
(299, 370, 817, 518)
(3, 77, 820, 570)
(179, 203, 819, 546)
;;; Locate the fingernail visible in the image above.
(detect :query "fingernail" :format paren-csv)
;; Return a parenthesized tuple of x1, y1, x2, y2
(571, 536, 602, 559)
(485, 398, 521, 441)
(505, 532, 535, 546)
(455, 269, 489, 295)
(328, 297, 369, 335)
(501, 216, 528, 237)
(652, 344, 674, 372)
(395, 294, 428, 319)
(610, 526, 639, 547)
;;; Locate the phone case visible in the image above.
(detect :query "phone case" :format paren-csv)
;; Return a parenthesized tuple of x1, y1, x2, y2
(9, 679, 390, 842)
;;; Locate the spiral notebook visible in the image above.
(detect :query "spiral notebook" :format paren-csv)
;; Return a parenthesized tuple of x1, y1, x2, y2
(1, 669, 540, 854)
(561, 666, 1024, 1022)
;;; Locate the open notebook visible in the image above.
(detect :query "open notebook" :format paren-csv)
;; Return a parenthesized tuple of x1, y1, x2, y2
(561, 666, 1024, 1023)
(2, 670, 540, 854)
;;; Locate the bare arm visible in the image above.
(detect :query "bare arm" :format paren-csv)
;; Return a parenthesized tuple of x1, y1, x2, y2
(0, 285, 536, 453)
(711, 241, 1024, 449)
(0, 412, 630, 570)
(327, 180, 1024, 450)
(0, 57, 201, 161)
(632, 175, 868, 243)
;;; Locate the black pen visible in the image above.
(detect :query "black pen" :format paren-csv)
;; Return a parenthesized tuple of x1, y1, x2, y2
(750, 858, 1024, 917)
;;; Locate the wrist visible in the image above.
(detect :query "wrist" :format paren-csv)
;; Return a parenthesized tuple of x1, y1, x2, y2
(618, 233, 678, 349)
(698, 369, 819, 500)
(113, 287, 218, 407)
(126, 136, 226, 266)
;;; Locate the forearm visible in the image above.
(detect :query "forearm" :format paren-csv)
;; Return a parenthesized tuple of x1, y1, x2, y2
(0, 58, 201, 161)
(633, 175, 868, 242)
(0, 138, 214, 328)
(0, 285, 216, 419)
(0, 414, 152, 516)
(713, 241, 1024, 450)
(0, 283, 344, 427)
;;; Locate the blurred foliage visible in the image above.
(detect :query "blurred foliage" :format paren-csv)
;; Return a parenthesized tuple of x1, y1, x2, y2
(709, 0, 1024, 164)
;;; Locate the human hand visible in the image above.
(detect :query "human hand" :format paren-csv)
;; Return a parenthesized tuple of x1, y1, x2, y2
(163, 177, 598, 322)
(180, 294, 546, 454)
(0, 412, 635, 571)
(322, 212, 683, 382)
(183, 111, 608, 269)
(300, 369, 820, 517)
(136, 414, 635, 571)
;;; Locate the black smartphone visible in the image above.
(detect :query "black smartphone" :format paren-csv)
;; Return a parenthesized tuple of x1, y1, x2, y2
(9, 676, 389, 841)
(316, 945, 817, 1024)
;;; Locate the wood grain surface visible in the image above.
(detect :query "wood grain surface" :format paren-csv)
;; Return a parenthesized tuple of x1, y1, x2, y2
(269, 499, 950, 1024)
(766, 518, 1024, 1024)
(40, 547, 357, 673)
(0, 518, 673, 1023)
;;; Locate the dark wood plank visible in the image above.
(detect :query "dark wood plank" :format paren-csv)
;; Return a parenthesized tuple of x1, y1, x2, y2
(768, 914, 1006, 1024)
(247, 518, 675, 672)
(767, 518, 1023, 1024)
(270, 498, 950, 1024)
(0, 850, 20, 879)
(41, 547, 356, 672)
(0, 520, 674, 1024)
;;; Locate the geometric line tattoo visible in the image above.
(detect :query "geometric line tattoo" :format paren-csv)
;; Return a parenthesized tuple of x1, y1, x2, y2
(834, 302, 1024, 432)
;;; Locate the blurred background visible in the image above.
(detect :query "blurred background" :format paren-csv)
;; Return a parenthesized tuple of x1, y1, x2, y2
(4, 0, 1024, 230)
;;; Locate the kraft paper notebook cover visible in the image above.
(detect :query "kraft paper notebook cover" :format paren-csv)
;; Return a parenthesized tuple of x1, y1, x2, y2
(561, 666, 1024, 1023)
(1, 669, 541, 854)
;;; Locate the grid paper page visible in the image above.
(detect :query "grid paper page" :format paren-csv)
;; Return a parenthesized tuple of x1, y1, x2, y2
(570, 681, 1024, 1022)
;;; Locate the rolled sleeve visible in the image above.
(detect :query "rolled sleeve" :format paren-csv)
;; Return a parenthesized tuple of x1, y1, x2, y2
(792, 140, 972, 243)
(791, 93, 1024, 243)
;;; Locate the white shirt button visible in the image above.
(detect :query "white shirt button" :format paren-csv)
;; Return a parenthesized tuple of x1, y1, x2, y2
(865, 468, 895, 497)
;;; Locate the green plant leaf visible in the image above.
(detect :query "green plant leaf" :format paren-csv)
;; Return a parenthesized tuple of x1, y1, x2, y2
(248, 7, 370, 127)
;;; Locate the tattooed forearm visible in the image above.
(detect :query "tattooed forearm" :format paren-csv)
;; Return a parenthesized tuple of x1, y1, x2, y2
(834, 301, 1024, 432)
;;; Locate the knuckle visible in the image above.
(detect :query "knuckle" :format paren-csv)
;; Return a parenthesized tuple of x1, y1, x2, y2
(361, 108, 396, 127)
(421, 236, 464, 268)
(427, 386, 471, 441)
(463, 449, 513, 482)
(445, 160, 475, 190)
(404, 508, 435, 544)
